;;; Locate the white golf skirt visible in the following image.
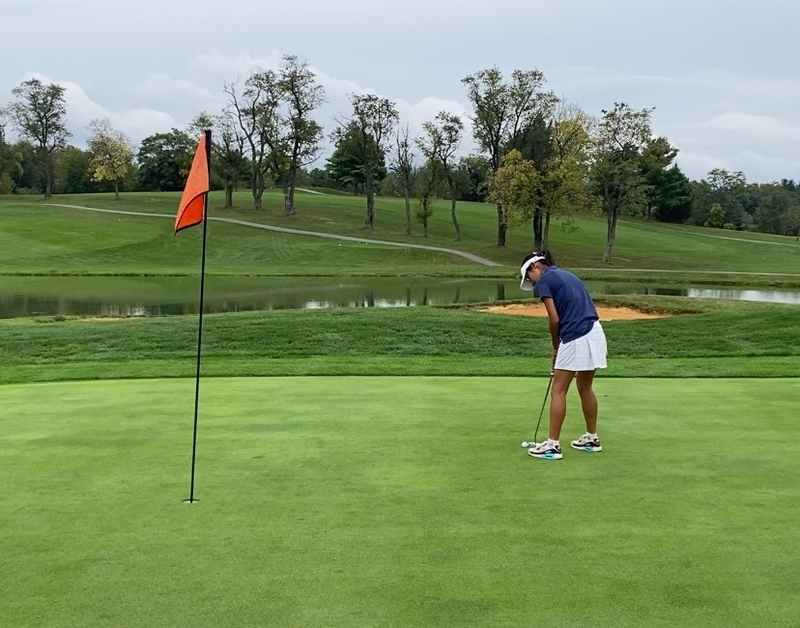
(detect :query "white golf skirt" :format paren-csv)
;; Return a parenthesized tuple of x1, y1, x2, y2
(554, 321, 608, 372)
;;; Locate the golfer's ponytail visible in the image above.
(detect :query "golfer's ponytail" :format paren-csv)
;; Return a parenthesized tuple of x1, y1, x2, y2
(539, 250, 555, 266)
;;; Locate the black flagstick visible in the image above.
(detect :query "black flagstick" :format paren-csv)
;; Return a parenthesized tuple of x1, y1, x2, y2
(184, 129, 211, 505)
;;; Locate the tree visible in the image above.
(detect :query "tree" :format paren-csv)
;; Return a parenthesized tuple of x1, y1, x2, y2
(10, 140, 39, 192)
(638, 137, 677, 220)
(56, 146, 94, 193)
(705, 203, 726, 229)
(307, 167, 338, 190)
(87, 118, 135, 200)
(653, 165, 693, 223)
(278, 55, 326, 215)
(487, 102, 592, 250)
(0, 113, 23, 193)
(419, 112, 464, 240)
(454, 155, 490, 203)
(226, 72, 281, 211)
(538, 102, 594, 246)
(634, 137, 694, 224)
(462, 67, 555, 246)
(190, 111, 247, 207)
(327, 122, 387, 194)
(590, 103, 654, 262)
(487, 149, 541, 238)
(390, 125, 416, 235)
(506, 112, 553, 248)
(414, 162, 438, 237)
(8, 78, 71, 198)
(343, 94, 399, 229)
(136, 129, 194, 191)
(706, 168, 748, 228)
(780, 206, 800, 240)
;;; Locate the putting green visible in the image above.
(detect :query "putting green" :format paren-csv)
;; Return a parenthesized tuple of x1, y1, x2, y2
(1, 377, 798, 627)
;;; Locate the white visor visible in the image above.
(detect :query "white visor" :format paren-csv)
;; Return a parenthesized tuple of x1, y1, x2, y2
(519, 255, 545, 291)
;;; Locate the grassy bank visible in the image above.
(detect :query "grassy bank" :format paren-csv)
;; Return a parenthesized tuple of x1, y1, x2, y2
(1, 297, 798, 384)
(2, 191, 799, 277)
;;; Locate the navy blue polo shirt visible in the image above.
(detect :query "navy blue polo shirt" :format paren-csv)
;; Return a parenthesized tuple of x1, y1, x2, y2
(535, 266, 598, 343)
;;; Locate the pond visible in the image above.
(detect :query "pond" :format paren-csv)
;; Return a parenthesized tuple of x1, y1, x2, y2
(1, 276, 799, 319)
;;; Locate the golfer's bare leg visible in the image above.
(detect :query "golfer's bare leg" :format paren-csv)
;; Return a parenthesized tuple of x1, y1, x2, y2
(576, 370, 598, 434)
(549, 369, 575, 440)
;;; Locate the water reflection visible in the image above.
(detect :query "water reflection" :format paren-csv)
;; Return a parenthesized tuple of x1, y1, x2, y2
(686, 288, 800, 305)
(0, 278, 798, 319)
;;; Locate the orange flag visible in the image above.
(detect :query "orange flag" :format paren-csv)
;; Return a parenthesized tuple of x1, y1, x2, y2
(174, 133, 210, 233)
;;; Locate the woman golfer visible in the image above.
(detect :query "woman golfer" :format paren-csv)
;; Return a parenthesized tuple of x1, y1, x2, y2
(519, 251, 607, 460)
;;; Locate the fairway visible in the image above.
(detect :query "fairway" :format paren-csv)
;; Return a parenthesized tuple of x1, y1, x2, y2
(2, 377, 798, 627)
(2, 193, 800, 276)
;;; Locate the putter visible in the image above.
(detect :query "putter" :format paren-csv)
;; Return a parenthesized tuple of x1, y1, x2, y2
(521, 370, 554, 448)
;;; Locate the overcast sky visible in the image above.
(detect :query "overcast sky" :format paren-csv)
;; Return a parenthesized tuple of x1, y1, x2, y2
(2, 0, 798, 182)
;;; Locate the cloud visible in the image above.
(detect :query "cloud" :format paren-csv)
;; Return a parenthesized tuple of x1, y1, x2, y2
(5, 58, 799, 183)
(550, 66, 800, 181)
(13, 73, 178, 148)
(27, 53, 478, 165)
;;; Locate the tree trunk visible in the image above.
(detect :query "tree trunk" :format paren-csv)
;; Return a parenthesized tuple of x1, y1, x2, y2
(421, 197, 429, 238)
(114, 179, 120, 201)
(450, 196, 461, 241)
(532, 207, 543, 250)
(364, 174, 375, 229)
(496, 205, 507, 246)
(286, 168, 297, 216)
(283, 182, 292, 216)
(404, 188, 411, 235)
(252, 171, 264, 211)
(544, 211, 551, 249)
(43, 149, 52, 199)
(225, 184, 234, 208)
(603, 205, 619, 262)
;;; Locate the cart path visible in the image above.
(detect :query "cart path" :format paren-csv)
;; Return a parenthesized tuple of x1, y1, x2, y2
(43, 203, 503, 267)
(35, 203, 800, 275)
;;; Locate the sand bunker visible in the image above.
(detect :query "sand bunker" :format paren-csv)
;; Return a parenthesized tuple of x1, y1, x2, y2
(479, 304, 668, 320)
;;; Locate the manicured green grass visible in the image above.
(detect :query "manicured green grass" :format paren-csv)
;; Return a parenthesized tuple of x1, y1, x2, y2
(0, 297, 798, 384)
(0, 200, 480, 277)
(1, 377, 798, 627)
(2, 192, 799, 627)
(2, 192, 800, 276)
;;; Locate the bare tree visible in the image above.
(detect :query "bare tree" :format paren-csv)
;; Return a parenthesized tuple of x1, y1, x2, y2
(390, 124, 416, 235)
(8, 78, 70, 198)
(225, 73, 282, 211)
(190, 111, 246, 208)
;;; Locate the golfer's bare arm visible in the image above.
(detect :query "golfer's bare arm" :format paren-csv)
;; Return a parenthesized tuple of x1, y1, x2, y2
(543, 298, 560, 348)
